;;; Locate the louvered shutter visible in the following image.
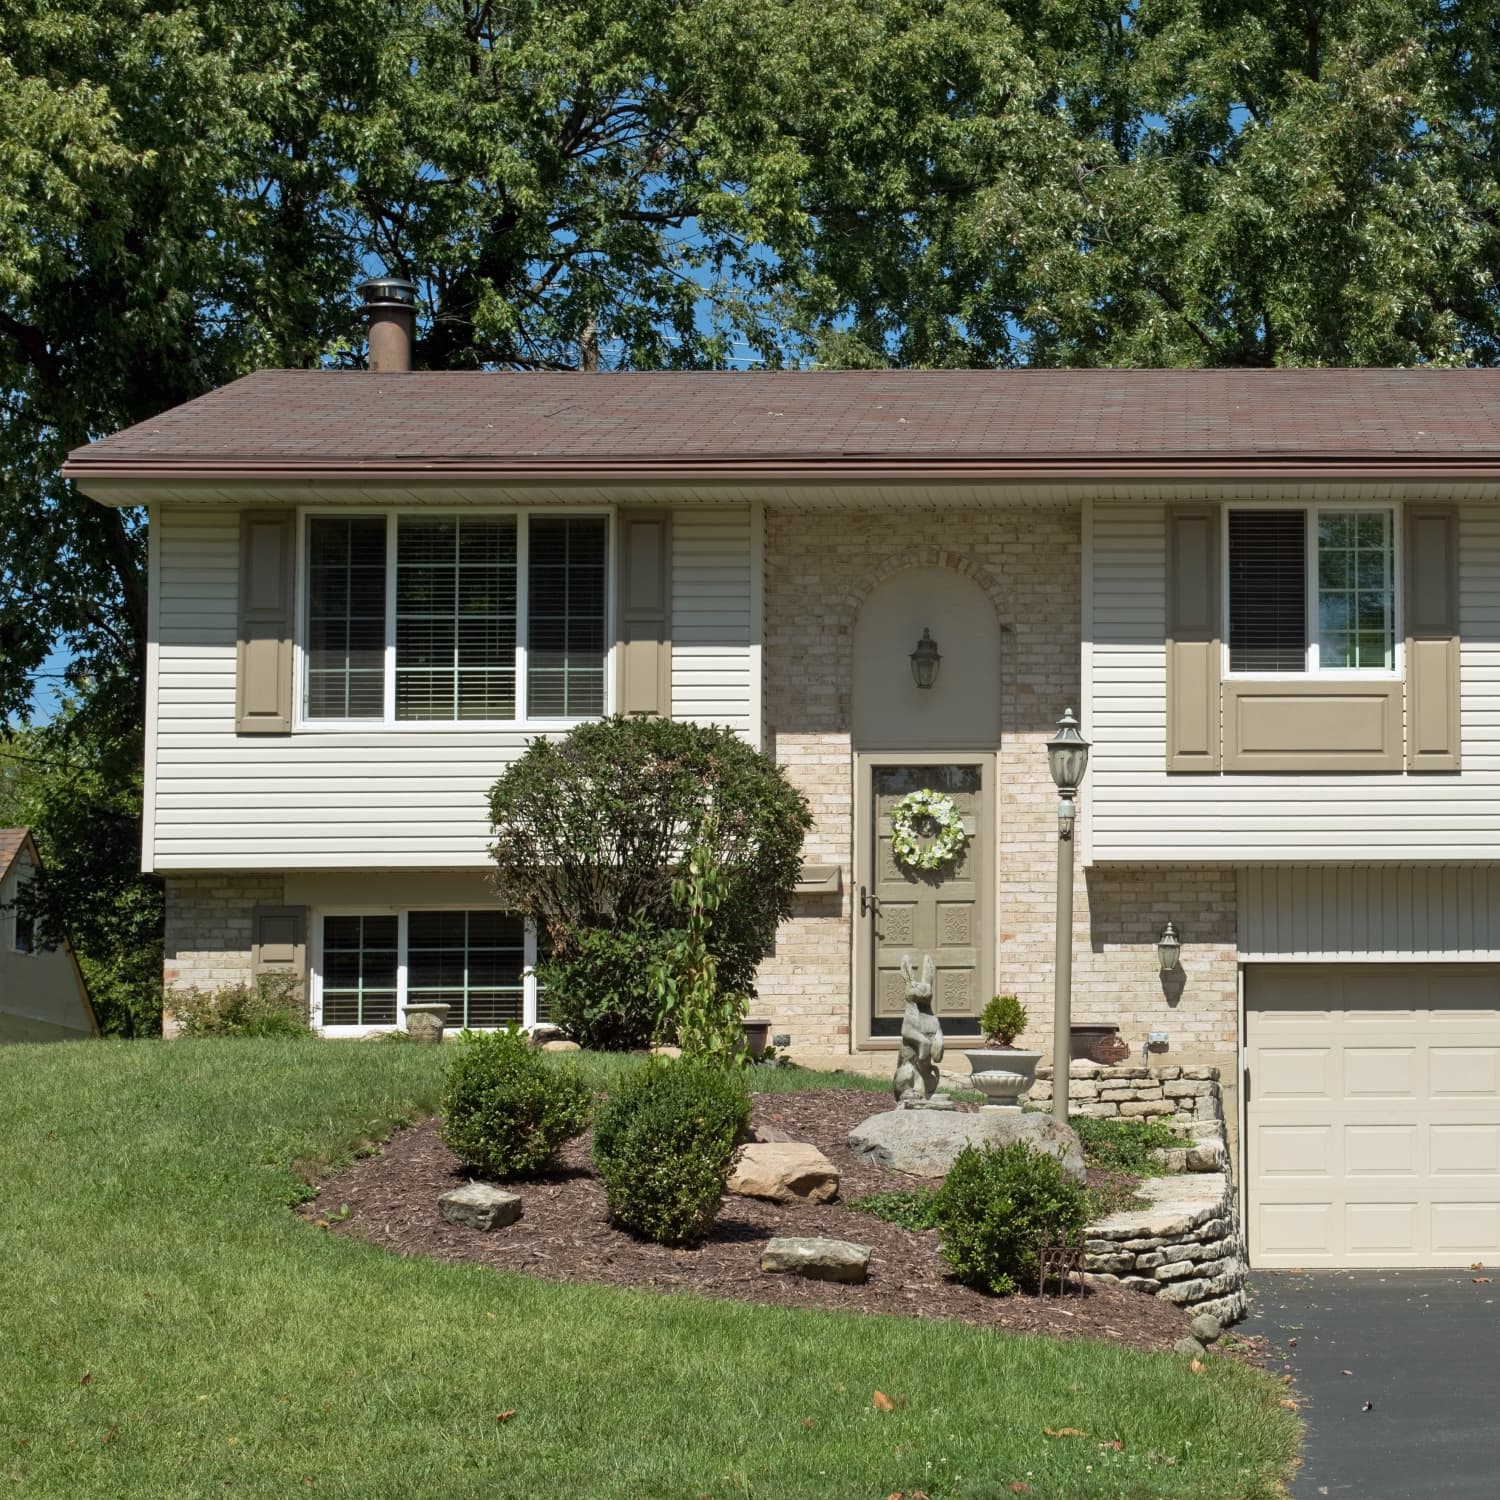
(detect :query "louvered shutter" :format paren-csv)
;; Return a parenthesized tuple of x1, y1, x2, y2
(615, 511, 672, 717)
(1405, 504, 1460, 771)
(236, 510, 296, 734)
(1166, 504, 1222, 772)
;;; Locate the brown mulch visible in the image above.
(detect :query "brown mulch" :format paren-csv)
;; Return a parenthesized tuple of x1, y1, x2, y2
(307, 1088, 1193, 1353)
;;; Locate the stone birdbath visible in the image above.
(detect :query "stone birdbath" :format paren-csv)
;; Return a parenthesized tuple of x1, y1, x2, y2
(964, 994, 1042, 1109)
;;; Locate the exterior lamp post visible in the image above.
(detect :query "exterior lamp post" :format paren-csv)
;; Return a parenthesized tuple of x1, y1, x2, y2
(1046, 708, 1090, 1125)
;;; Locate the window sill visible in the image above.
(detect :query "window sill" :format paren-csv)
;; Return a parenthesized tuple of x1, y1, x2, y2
(291, 717, 605, 734)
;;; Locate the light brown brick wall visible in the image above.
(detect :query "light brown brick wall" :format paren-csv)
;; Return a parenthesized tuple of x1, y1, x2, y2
(757, 504, 1240, 1082)
(162, 874, 287, 1035)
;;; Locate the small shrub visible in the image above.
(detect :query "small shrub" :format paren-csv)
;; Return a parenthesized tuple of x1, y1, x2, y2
(932, 1142, 1089, 1295)
(538, 922, 675, 1051)
(440, 1027, 592, 1179)
(1072, 1115, 1181, 1176)
(979, 994, 1027, 1046)
(591, 1059, 750, 1246)
(172, 975, 309, 1038)
(846, 1189, 940, 1231)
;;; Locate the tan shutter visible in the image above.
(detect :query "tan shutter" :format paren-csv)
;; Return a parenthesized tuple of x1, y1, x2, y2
(236, 510, 296, 734)
(1405, 504, 1460, 771)
(1166, 504, 1221, 772)
(251, 906, 308, 992)
(615, 510, 672, 716)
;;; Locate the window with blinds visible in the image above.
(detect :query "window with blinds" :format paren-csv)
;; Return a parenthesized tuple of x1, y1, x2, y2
(1228, 510, 1307, 672)
(527, 517, 607, 717)
(406, 909, 527, 1028)
(320, 915, 398, 1026)
(1227, 507, 1396, 674)
(396, 516, 518, 719)
(306, 517, 387, 717)
(302, 512, 609, 722)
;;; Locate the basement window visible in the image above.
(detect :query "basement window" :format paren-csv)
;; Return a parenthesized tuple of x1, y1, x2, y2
(313, 910, 547, 1032)
(302, 511, 608, 724)
(1227, 507, 1397, 675)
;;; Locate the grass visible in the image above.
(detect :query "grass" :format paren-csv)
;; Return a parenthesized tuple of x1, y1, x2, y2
(0, 1039, 1298, 1498)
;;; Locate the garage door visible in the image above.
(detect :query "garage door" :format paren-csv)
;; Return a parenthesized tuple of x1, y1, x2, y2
(1246, 965, 1500, 1268)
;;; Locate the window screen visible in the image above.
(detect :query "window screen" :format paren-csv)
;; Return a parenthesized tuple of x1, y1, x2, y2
(527, 517, 607, 717)
(396, 517, 518, 720)
(320, 915, 398, 1026)
(1228, 510, 1307, 672)
(306, 518, 387, 717)
(406, 910, 525, 1028)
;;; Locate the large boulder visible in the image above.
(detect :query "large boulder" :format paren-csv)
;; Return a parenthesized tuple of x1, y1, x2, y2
(760, 1236, 871, 1283)
(728, 1143, 840, 1203)
(846, 1108, 1085, 1181)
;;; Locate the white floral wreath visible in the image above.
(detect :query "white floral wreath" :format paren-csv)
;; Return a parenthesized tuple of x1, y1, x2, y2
(889, 789, 967, 872)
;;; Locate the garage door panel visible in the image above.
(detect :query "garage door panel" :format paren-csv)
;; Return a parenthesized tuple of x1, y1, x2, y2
(1247, 964, 1500, 1267)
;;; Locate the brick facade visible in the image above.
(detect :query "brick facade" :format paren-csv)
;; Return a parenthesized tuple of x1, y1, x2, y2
(757, 504, 1240, 1086)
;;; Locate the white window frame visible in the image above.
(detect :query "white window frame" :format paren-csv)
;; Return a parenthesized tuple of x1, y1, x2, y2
(310, 907, 542, 1036)
(1221, 501, 1403, 680)
(293, 506, 616, 731)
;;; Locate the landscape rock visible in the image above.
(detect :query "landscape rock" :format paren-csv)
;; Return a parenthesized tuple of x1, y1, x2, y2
(760, 1236, 870, 1283)
(749, 1124, 796, 1144)
(541, 1039, 581, 1052)
(728, 1143, 840, 1204)
(1174, 1336, 1207, 1359)
(1119, 1100, 1176, 1118)
(846, 1107, 1086, 1181)
(438, 1182, 523, 1232)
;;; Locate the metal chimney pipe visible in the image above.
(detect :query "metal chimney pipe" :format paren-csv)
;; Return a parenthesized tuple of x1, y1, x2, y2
(358, 276, 418, 373)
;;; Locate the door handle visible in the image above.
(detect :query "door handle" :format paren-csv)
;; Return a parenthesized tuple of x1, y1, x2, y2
(859, 886, 881, 918)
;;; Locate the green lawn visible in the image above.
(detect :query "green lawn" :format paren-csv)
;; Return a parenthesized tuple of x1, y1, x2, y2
(0, 1040, 1297, 1498)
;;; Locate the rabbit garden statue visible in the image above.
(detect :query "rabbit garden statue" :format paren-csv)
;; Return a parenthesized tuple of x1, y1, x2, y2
(892, 954, 943, 1102)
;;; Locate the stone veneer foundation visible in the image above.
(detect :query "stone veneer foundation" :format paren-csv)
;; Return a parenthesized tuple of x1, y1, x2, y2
(756, 504, 1239, 1093)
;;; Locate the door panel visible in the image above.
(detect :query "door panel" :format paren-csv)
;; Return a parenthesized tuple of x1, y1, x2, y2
(869, 762, 986, 1037)
(1246, 964, 1500, 1267)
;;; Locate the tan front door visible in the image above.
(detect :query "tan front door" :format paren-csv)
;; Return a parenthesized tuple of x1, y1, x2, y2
(1246, 964, 1500, 1267)
(857, 759, 993, 1043)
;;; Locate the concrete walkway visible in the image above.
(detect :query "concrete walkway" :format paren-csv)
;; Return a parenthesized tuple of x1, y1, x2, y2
(1243, 1268, 1500, 1499)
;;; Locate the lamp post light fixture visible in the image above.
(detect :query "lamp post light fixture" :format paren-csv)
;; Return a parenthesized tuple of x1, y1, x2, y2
(1157, 920, 1182, 974)
(1046, 707, 1090, 1126)
(910, 628, 941, 690)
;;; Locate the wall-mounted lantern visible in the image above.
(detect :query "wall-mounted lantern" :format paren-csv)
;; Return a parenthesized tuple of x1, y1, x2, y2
(1157, 920, 1182, 974)
(910, 628, 942, 689)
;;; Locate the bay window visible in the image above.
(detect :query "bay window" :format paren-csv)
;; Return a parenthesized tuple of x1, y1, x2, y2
(1227, 507, 1396, 675)
(303, 512, 608, 723)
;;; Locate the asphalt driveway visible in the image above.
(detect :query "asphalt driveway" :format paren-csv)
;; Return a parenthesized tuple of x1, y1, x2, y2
(1243, 1269, 1499, 1499)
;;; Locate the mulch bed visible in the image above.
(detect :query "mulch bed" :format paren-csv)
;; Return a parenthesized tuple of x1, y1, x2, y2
(308, 1089, 1194, 1353)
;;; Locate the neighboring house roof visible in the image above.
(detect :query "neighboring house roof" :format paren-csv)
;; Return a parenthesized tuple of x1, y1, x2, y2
(0, 828, 100, 1039)
(61, 368, 1500, 483)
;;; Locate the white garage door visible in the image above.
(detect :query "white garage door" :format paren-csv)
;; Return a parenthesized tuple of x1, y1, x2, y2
(1246, 965, 1500, 1268)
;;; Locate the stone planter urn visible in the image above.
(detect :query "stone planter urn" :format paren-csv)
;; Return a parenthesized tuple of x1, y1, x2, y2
(403, 1002, 450, 1044)
(964, 1047, 1043, 1109)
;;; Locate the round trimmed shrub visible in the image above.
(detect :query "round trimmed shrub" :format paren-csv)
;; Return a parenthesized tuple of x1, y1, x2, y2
(591, 1059, 751, 1246)
(490, 716, 811, 1049)
(440, 1028, 592, 1179)
(931, 1141, 1089, 1295)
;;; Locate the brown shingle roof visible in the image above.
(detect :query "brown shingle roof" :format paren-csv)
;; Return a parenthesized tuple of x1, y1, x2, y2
(0, 829, 31, 883)
(61, 367, 1500, 480)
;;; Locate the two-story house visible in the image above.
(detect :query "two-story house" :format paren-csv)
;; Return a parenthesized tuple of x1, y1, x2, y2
(62, 302, 1500, 1271)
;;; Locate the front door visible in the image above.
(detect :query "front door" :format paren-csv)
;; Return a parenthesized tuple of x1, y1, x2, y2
(858, 758, 993, 1043)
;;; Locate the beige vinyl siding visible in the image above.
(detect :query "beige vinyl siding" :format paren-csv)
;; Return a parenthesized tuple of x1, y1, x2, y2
(1240, 866, 1500, 961)
(152, 505, 757, 870)
(671, 507, 754, 734)
(1086, 502, 1500, 862)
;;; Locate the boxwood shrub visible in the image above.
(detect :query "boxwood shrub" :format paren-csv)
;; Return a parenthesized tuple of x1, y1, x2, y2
(932, 1141, 1089, 1295)
(440, 1027, 592, 1179)
(591, 1059, 750, 1246)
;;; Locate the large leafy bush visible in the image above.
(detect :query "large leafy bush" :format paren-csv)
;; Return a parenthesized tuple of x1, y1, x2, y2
(490, 717, 810, 1047)
(440, 1028, 592, 1178)
(172, 975, 308, 1038)
(591, 1059, 750, 1245)
(932, 1142, 1089, 1295)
